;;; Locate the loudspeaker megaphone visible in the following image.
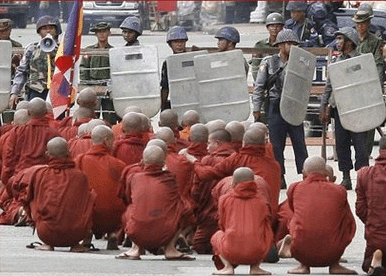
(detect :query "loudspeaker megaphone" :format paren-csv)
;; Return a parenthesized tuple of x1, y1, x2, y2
(39, 34, 57, 53)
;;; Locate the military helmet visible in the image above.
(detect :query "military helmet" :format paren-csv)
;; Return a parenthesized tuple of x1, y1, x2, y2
(166, 26, 188, 43)
(90, 22, 112, 32)
(265, 12, 285, 26)
(352, 4, 374, 23)
(286, 1, 308, 11)
(36, 15, 62, 35)
(335, 27, 359, 46)
(308, 3, 327, 19)
(358, 3, 373, 16)
(273, 29, 300, 46)
(120, 16, 143, 35)
(0, 19, 12, 30)
(215, 26, 240, 44)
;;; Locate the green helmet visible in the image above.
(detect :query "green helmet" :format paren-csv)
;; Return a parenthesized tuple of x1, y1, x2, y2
(265, 13, 284, 26)
(336, 27, 359, 46)
(273, 29, 300, 46)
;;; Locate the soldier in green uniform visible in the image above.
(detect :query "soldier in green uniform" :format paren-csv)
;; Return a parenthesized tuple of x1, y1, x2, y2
(251, 13, 284, 81)
(352, 6, 384, 158)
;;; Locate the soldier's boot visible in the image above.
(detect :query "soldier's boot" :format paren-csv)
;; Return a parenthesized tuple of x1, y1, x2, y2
(341, 170, 352, 190)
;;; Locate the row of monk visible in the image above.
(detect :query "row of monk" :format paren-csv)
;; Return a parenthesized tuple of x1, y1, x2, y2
(0, 88, 384, 275)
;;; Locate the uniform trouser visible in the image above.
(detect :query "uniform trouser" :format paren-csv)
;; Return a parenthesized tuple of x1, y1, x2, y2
(367, 128, 375, 157)
(27, 88, 48, 101)
(268, 98, 308, 174)
(332, 108, 369, 172)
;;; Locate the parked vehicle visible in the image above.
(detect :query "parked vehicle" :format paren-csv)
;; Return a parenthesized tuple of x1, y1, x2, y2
(0, 1, 28, 28)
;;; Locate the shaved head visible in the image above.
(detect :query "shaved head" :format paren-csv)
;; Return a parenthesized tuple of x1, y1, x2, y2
(248, 122, 268, 133)
(78, 123, 89, 137)
(303, 156, 326, 175)
(143, 145, 165, 166)
(225, 121, 245, 142)
(139, 113, 151, 132)
(241, 120, 252, 131)
(146, 139, 167, 154)
(122, 112, 143, 133)
(209, 129, 232, 143)
(205, 119, 226, 133)
(47, 137, 69, 158)
(28, 98, 47, 117)
(189, 123, 209, 143)
(155, 127, 175, 145)
(124, 105, 142, 114)
(233, 167, 254, 186)
(77, 88, 97, 108)
(243, 129, 266, 145)
(182, 110, 200, 127)
(91, 125, 113, 145)
(73, 107, 95, 123)
(13, 109, 30, 125)
(87, 119, 106, 132)
(15, 100, 29, 111)
(159, 109, 179, 129)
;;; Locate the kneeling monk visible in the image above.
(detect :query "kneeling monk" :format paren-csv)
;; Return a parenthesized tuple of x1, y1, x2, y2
(211, 167, 273, 275)
(20, 137, 95, 252)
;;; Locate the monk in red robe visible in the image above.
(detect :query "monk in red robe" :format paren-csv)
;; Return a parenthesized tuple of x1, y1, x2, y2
(191, 129, 234, 253)
(225, 121, 244, 152)
(186, 123, 208, 161)
(116, 145, 194, 260)
(112, 106, 143, 139)
(211, 167, 273, 275)
(205, 119, 226, 134)
(248, 122, 275, 160)
(159, 109, 189, 151)
(75, 125, 126, 250)
(112, 112, 146, 165)
(356, 137, 386, 275)
(2, 98, 60, 186)
(279, 156, 356, 274)
(18, 137, 95, 252)
(179, 110, 200, 141)
(59, 107, 95, 141)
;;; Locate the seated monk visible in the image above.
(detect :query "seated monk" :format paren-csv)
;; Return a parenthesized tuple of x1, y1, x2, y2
(211, 167, 273, 275)
(248, 122, 275, 160)
(205, 119, 226, 134)
(59, 107, 95, 141)
(112, 112, 146, 165)
(279, 156, 356, 274)
(225, 121, 244, 152)
(138, 113, 154, 144)
(356, 137, 386, 275)
(19, 137, 95, 252)
(116, 145, 194, 260)
(112, 105, 143, 139)
(75, 125, 126, 250)
(159, 109, 189, 151)
(186, 123, 208, 161)
(179, 110, 200, 141)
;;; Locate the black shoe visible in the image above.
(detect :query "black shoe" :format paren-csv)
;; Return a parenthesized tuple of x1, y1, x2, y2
(341, 178, 352, 190)
(281, 176, 287, 189)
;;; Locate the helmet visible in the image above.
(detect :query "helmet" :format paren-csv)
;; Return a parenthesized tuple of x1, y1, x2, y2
(0, 18, 12, 30)
(265, 12, 285, 26)
(215, 26, 240, 44)
(335, 27, 359, 46)
(36, 15, 62, 35)
(352, 4, 374, 23)
(166, 26, 188, 43)
(358, 3, 373, 16)
(308, 3, 327, 20)
(120, 16, 143, 35)
(273, 29, 300, 46)
(286, 1, 308, 11)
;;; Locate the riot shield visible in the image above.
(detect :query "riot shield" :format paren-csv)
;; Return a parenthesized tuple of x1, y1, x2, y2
(280, 46, 316, 126)
(193, 50, 250, 123)
(167, 50, 208, 119)
(329, 53, 385, 132)
(0, 41, 11, 113)
(110, 45, 160, 118)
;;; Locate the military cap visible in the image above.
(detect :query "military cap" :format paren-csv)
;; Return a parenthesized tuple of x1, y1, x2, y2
(90, 22, 112, 32)
(352, 10, 373, 23)
(0, 19, 12, 31)
(274, 29, 300, 46)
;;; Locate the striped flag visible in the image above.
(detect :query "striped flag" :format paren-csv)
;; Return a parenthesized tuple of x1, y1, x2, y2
(49, 1, 83, 119)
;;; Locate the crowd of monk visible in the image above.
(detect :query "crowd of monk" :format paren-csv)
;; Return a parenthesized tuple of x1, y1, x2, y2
(0, 88, 385, 275)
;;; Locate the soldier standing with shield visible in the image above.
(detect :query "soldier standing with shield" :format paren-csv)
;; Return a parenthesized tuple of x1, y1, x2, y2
(120, 17, 143, 46)
(320, 27, 369, 190)
(253, 29, 308, 189)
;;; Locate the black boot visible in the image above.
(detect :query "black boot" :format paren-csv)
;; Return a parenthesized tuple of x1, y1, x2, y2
(281, 175, 287, 189)
(341, 170, 352, 190)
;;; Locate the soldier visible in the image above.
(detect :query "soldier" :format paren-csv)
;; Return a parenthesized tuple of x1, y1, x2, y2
(355, 3, 384, 39)
(160, 26, 188, 111)
(251, 12, 284, 81)
(253, 29, 308, 189)
(0, 19, 22, 48)
(308, 2, 338, 47)
(215, 26, 249, 75)
(319, 27, 369, 190)
(120, 16, 142, 46)
(352, 5, 384, 158)
(9, 16, 61, 108)
(285, 1, 319, 47)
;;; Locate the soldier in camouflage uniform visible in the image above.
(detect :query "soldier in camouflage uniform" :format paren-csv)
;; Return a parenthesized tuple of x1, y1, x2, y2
(9, 16, 60, 108)
(352, 6, 384, 159)
(251, 13, 284, 81)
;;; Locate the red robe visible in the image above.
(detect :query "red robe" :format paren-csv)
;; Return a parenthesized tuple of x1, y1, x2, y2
(75, 144, 126, 238)
(112, 122, 123, 139)
(45, 113, 60, 129)
(123, 164, 187, 253)
(174, 129, 190, 151)
(287, 172, 356, 267)
(194, 144, 281, 217)
(112, 133, 145, 165)
(266, 141, 275, 159)
(18, 158, 95, 247)
(356, 150, 386, 271)
(211, 180, 273, 266)
(274, 199, 293, 242)
(179, 126, 190, 141)
(229, 141, 242, 152)
(187, 142, 208, 161)
(1, 117, 60, 186)
(68, 135, 93, 159)
(58, 117, 91, 141)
